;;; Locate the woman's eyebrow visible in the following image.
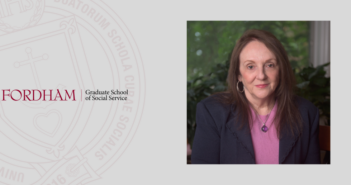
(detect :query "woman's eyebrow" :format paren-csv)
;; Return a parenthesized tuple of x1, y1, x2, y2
(243, 60, 255, 63)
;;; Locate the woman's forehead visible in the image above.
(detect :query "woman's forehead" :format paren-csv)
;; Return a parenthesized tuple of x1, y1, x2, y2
(239, 40, 276, 62)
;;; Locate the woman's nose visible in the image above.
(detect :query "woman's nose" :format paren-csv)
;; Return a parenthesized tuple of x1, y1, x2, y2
(256, 66, 266, 80)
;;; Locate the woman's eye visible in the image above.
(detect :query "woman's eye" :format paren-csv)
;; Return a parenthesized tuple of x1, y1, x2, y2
(248, 66, 253, 69)
(267, 64, 274, 68)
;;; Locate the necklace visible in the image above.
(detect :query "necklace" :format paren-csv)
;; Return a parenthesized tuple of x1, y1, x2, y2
(254, 102, 275, 133)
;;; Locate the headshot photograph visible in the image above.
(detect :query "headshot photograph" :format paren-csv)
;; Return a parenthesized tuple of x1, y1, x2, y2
(187, 21, 330, 164)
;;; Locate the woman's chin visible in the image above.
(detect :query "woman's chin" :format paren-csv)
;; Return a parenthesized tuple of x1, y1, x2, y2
(251, 92, 274, 100)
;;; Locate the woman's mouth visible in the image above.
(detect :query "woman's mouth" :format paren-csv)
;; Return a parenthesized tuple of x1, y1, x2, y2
(255, 84, 268, 88)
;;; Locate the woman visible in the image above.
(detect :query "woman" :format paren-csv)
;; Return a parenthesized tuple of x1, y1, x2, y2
(191, 29, 320, 164)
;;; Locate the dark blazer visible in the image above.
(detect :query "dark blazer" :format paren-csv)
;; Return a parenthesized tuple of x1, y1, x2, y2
(191, 95, 320, 164)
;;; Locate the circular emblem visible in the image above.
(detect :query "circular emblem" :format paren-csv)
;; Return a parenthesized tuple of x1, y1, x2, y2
(0, 0, 45, 32)
(0, 1, 145, 184)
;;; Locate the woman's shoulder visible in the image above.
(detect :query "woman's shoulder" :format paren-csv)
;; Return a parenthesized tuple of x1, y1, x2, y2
(197, 93, 233, 118)
(199, 92, 231, 107)
(294, 95, 319, 116)
(294, 96, 317, 108)
(196, 93, 234, 130)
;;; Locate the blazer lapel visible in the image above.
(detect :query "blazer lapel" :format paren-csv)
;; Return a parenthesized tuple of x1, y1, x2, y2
(279, 124, 299, 164)
(226, 104, 256, 162)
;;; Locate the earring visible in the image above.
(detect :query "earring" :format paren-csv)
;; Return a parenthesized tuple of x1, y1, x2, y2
(237, 81, 244, 93)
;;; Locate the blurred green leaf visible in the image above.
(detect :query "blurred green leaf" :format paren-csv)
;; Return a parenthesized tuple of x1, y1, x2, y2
(296, 81, 310, 88)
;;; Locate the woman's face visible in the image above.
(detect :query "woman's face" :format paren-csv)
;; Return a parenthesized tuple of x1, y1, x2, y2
(238, 40, 279, 102)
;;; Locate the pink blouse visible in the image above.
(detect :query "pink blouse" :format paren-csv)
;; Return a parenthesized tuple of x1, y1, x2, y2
(250, 102, 279, 164)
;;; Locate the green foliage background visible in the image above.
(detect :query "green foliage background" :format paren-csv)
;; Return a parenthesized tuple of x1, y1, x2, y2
(187, 21, 330, 145)
(187, 21, 310, 80)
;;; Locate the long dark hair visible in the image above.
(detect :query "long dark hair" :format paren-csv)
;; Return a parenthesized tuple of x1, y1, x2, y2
(221, 29, 302, 138)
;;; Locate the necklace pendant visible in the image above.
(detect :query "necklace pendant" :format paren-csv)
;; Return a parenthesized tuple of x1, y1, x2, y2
(261, 125, 268, 133)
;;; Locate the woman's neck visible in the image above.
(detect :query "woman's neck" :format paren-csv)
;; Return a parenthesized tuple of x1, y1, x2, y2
(247, 95, 276, 115)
